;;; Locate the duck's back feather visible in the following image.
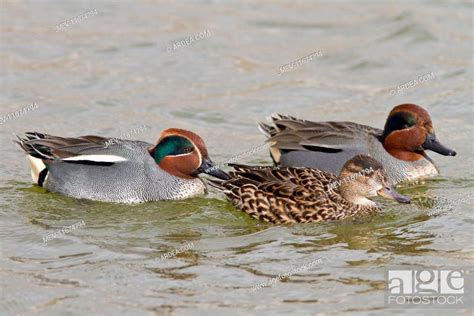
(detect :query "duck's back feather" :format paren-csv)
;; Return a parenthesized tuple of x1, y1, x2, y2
(260, 114, 383, 174)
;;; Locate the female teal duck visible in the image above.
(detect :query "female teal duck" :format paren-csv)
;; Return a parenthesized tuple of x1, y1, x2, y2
(16, 128, 228, 203)
(259, 104, 456, 184)
(209, 155, 410, 224)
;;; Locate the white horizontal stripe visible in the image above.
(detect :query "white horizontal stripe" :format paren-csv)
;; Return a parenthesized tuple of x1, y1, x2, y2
(62, 155, 128, 163)
(172, 152, 193, 157)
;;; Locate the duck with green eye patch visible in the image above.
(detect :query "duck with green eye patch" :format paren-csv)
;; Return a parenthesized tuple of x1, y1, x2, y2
(153, 135, 196, 163)
(16, 128, 229, 203)
(259, 103, 456, 184)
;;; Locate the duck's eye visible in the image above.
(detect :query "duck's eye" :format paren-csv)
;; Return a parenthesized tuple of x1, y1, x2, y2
(182, 146, 194, 154)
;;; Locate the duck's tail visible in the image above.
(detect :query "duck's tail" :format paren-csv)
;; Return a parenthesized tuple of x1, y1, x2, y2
(14, 132, 51, 186)
(257, 113, 297, 138)
(207, 178, 225, 191)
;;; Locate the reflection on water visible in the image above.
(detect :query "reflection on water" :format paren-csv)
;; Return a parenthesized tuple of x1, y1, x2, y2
(1, 1, 473, 315)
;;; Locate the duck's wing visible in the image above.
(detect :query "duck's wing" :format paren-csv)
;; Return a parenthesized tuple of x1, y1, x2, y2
(258, 114, 383, 172)
(208, 164, 338, 223)
(15, 132, 152, 187)
(15, 132, 150, 164)
(259, 114, 383, 152)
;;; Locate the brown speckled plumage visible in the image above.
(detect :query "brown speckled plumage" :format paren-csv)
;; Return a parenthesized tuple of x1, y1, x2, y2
(209, 155, 408, 224)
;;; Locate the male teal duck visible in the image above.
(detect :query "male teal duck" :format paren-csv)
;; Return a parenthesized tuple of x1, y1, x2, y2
(209, 155, 410, 224)
(258, 104, 456, 184)
(16, 128, 229, 203)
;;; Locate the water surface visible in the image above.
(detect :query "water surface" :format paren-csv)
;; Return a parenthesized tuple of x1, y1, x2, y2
(0, 1, 473, 315)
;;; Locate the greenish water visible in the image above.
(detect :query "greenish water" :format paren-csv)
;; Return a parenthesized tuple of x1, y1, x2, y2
(0, 1, 473, 315)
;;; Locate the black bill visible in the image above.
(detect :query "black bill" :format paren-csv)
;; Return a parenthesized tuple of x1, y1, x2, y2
(422, 133, 456, 156)
(196, 158, 230, 180)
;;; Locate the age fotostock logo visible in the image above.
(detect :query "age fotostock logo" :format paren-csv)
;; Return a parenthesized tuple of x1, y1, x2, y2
(386, 268, 472, 308)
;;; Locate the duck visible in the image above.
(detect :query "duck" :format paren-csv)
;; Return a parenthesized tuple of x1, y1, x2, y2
(15, 128, 229, 203)
(209, 155, 410, 224)
(258, 104, 456, 184)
